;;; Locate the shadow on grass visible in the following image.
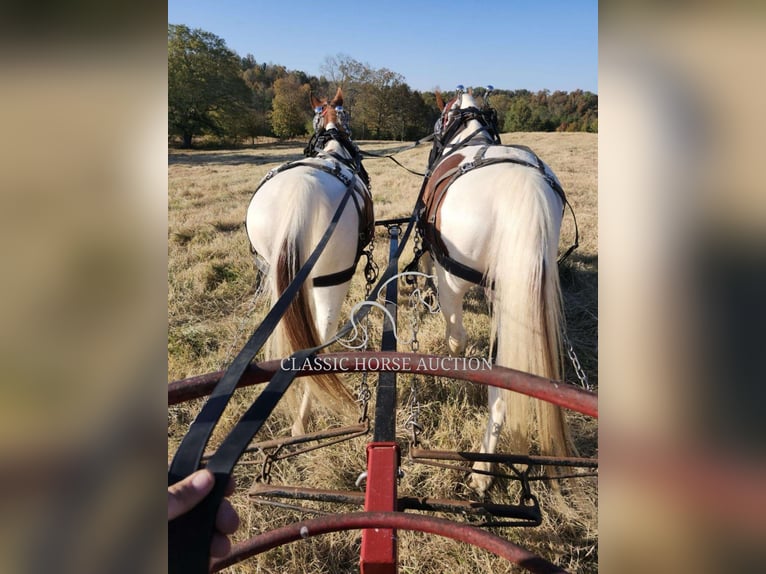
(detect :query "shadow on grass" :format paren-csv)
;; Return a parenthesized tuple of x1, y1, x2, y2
(168, 151, 304, 167)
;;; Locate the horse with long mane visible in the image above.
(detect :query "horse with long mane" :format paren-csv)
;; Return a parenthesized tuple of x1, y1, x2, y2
(246, 87, 373, 435)
(421, 87, 573, 494)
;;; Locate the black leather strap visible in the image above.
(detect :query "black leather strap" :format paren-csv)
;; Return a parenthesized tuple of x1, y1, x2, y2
(168, 176, 431, 574)
(312, 260, 359, 287)
(422, 147, 578, 286)
(168, 347, 316, 574)
(168, 183, 354, 484)
(431, 245, 486, 286)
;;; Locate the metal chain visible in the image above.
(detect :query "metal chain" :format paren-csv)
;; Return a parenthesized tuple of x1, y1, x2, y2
(413, 228, 423, 261)
(257, 444, 284, 484)
(356, 240, 377, 423)
(517, 466, 540, 509)
(405, 228, 425, 287)
(362, 242, 379, 286)
(404, 376, 422, 446)
(562, 331, 591, 391)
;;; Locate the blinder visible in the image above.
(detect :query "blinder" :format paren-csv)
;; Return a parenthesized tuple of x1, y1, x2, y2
(312, 104, 351, 136)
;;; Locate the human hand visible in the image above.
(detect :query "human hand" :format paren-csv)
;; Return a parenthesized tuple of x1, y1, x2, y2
(168, 469, 240, 557)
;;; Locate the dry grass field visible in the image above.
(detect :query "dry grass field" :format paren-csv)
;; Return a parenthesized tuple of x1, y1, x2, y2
(168, 131, 597, 573)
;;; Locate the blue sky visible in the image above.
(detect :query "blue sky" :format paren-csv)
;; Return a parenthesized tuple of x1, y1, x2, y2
(168, 0, 597, 93)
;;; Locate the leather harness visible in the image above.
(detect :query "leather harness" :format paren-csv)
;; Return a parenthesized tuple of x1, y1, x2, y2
(246, 134, 374, 287)
(419, 143, 572, 286)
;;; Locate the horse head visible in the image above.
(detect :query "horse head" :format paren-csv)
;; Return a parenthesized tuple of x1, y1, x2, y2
(430, 85, 500, 167)
(310, 87, 350, 135)
(307, 87, 369, 186)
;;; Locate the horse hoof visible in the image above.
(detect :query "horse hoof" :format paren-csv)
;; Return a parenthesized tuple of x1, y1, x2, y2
(448, 336, 465, 355)
(468, 473, 493, 496)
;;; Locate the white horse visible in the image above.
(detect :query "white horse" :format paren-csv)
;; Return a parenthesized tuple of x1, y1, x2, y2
(246, 88, 373, 435)
(422, 88, 573, 494)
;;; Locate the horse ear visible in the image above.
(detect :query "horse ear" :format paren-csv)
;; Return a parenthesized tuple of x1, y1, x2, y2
(310, 93, 323, 109)
(435, 90, 445, 111)
(331, 86, 344, 107)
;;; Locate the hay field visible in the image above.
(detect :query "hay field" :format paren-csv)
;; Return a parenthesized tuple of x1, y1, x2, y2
(168, 132, 597, 573)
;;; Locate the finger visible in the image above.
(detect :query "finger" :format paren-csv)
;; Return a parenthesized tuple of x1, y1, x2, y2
(224, 475, 236, 497)
(215, 499, 240, 535)
(168, 469, 215, 521)
(209, 532, 232, 558)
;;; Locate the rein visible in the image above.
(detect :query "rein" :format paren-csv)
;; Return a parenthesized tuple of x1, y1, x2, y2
(357, 133, 435, 177)
(168, 173, 432, 574)
(168, 179, 357, 573)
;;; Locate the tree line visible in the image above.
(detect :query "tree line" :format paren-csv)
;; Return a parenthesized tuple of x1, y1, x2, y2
(169, 25, 597, 148)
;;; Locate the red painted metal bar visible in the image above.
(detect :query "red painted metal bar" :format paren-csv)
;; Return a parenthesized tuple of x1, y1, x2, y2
(360, 223, 401, 573)
(360, 443, 399, 574)
(211, 511, 569, 574)
(168, 352, 597, 417)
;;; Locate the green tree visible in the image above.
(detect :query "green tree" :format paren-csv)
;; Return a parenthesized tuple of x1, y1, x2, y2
(168, 24, 251, 148)
(270, 75, 311, 139)
(504, 98, 533, 132)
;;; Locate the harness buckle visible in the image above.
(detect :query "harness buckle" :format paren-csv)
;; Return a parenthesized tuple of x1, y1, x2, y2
(459, 161, 475, 174)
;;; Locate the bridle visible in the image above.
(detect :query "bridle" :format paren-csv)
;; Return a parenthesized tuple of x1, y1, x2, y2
(429, 86, 501, 170)
(312, 101, 351, 135)
(305, 102, 369, 188)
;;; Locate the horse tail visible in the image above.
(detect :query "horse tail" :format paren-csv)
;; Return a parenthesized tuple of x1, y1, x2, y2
(266, 184, 356, 417)
(486, 170, 573, 458)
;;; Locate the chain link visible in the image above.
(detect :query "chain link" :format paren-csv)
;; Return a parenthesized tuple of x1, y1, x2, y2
(404, 375, 422, 446)
(563, 331, 591, 391)
(357, 371, 372, 423)
(363, 242, 378, 286)
(257, 444, 284, 484)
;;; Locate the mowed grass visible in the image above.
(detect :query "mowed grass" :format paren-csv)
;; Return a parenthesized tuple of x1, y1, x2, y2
(168, 132, 598, 573)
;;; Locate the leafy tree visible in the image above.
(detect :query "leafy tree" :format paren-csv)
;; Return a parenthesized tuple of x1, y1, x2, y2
(168, 24, 251, 148)
(354, 68, 406, 139)
(242, 61, 277, 139)
(170, 27, 597, 144)
(270, 75, 311, 139)
(504, 98, 533, 132)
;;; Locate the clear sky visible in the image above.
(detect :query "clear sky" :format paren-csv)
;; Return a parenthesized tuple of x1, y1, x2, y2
(168, 0, 597, 93)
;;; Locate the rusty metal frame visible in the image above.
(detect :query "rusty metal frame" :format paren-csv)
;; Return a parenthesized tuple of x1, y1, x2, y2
(210, 511, 569, 574)
(249, 484, 543, 525)
(170, 354, 597, 572)
(168, 351, 597, 418)
(205, 422, 370, 482)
